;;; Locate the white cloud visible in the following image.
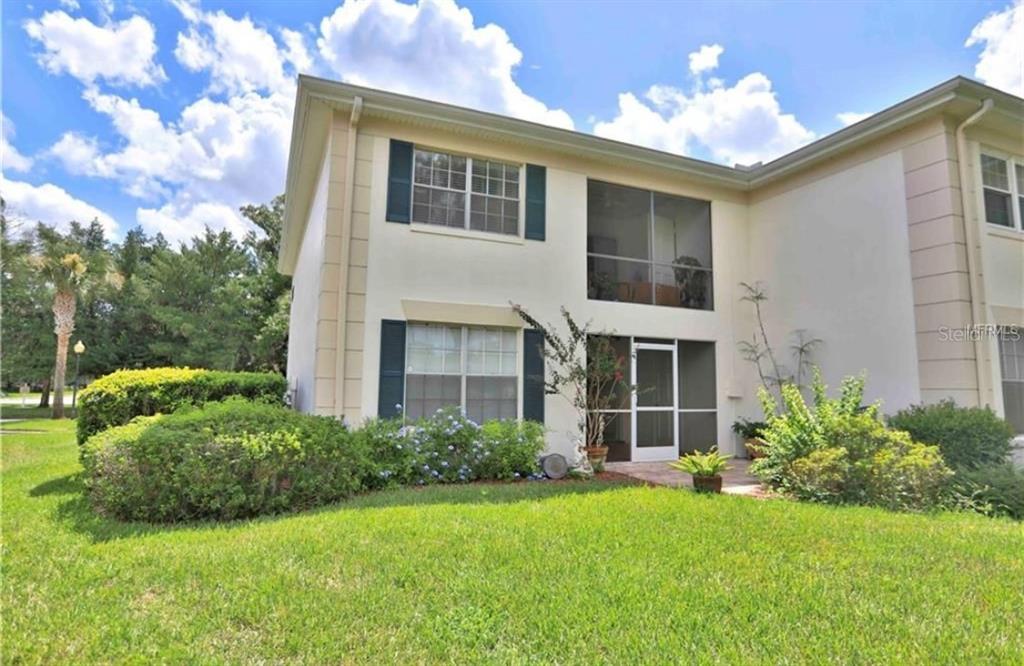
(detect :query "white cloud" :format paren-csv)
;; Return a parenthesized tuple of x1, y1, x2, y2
(174, 9, 294, 95)
(2, 177, 117, 234)
(836, 111, 872, 127)
(317, 0, 573, 129)
(58, 0, 80, 10)
(594, 57, 815, 166)
(281, 28, 314, 73)
(137, 201, 250, 245)
(49, 85, 292, 238)
(966, 0, 1024, 96)
(688, 44, 723, 75)
(23, 11, 166, 87)
(2, 114, 34, 173)
(46, 132, 102, 176)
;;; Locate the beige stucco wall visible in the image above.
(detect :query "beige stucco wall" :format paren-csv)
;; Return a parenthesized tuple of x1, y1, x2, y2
(286, 140, 330, 413)
(352, 118, 750, 458)
(747, 150, 922, 413)
(287, 104, 1020, 455)
(900, 124, 980, 406)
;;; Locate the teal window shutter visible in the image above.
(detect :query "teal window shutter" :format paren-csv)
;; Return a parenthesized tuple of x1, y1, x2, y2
(386, 140, 413, 223)
(525, 164, 546, 240)
(523, 329, 545, 422)
(378, 319, 407, 417)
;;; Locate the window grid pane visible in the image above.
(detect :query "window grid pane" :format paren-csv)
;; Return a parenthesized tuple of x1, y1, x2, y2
(981, 154, 1009, 191)
(470, 159, 519, 236)
(412, 148, 468, 228)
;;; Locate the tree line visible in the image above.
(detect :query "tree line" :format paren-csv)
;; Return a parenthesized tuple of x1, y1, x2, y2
(1, 196, 291, 410)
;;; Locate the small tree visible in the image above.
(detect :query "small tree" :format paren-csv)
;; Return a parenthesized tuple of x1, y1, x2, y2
(512, 305, 633, 473)
(29, 224, 121, 418)
(738, 281, 821, 400)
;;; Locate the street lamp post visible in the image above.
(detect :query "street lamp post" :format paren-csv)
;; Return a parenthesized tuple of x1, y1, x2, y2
(72, 340, 85, 414)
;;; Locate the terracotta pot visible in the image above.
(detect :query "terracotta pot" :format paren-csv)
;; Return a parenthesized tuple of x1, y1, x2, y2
(585, 445, 609, 472)
(745, 437, 768, 459)
(692, 475, 723, 493)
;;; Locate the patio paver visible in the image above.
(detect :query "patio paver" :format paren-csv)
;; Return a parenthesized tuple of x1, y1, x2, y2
(605, 458, 769, 498)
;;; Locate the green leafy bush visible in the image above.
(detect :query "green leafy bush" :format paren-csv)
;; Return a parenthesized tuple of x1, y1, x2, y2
(82, 399, 371, 521)
(356, 407, 545, 488)
(887, 400, 1013, 470)
(951, 464, 1024, 520)
(77, 367, 286, 444)
(754, 370, 952, 511)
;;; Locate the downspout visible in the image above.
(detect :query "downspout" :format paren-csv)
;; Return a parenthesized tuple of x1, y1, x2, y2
(954, 98, 993, 407)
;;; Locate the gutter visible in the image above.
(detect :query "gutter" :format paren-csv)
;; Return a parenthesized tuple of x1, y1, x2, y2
(954, 98, 994, 407)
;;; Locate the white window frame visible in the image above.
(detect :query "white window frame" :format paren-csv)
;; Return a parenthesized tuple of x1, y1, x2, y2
(403, 323, 520, 420)
(410, 146, 525, 238)
(979, 149, 1024, 232)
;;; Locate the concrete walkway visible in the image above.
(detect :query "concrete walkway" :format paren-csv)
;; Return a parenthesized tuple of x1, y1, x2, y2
(605, 458, 769, 498)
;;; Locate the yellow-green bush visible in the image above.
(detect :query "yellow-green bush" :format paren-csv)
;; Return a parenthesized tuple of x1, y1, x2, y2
(755, 370, 953, 511)
(76, 368, 286, 444)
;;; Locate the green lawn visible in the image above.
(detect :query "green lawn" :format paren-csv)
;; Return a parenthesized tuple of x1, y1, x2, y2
(4, 420, 1024, 664)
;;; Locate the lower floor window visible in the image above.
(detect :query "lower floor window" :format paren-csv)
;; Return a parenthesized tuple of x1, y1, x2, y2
(405, 323, 518, 422)
(998, 327, 1024, 434)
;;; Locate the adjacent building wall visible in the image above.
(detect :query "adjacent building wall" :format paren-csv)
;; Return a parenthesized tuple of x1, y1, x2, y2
(748, 150, 922, 413)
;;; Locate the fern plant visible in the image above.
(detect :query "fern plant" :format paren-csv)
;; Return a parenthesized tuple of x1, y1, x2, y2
(669, 448, 732, 478)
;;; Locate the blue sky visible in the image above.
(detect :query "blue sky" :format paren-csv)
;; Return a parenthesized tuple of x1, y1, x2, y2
(2, 0, 1021, 243)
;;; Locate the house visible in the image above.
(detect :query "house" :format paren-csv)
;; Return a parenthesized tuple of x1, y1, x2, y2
(278, 75, 1024, 462)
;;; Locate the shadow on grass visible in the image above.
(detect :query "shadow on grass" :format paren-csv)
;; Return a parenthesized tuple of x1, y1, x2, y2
(35, 472, 642, 544)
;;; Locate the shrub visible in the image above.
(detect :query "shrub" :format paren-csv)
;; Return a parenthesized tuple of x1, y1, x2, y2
(81, 399, 371, 522)
(887, 400, 1013, 470)
(356, 407, 545, 488)
(77, 368, 286, 444)
(754, 369, 952, 511)
(951, 464, 1024, 520)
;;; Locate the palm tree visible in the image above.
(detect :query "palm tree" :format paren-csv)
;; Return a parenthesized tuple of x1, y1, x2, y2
(29, 225, 121, 419)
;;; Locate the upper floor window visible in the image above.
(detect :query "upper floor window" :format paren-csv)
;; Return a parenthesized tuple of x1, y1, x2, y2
(586, 180, 713, 310)
(981, 152, 1024, 231)
(412, 148, 521, 236)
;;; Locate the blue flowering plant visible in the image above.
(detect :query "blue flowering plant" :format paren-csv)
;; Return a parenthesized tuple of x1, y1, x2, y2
(356, 406, 545, 488)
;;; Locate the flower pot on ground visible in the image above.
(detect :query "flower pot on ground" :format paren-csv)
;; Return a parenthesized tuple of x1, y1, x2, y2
(668, 448, 732, 494)
(586, 445, 609, 472)
(745, 437, 768, 459)
(692, 475, 724, 493)
(732, 418, 769, 460)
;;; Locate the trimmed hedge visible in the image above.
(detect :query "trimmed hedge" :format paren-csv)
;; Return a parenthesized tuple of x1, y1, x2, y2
(81, 399, 371, 522)
(81, 400, 549, 523)
(76, 368, 286, 444)
(887, 400, 1014, 470)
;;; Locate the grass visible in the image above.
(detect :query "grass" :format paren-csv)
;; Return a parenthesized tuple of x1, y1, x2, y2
(3, 420, 1024, 664)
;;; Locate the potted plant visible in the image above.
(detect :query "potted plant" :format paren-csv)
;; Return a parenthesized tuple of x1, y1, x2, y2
(512, 305, 635, 475)
(732, 418, 769, 459)
(669, 448, 732, 493)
